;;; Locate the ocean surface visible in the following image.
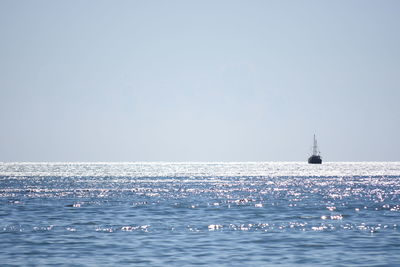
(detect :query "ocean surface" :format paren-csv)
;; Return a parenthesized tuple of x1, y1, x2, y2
(1, 162, 400, 266)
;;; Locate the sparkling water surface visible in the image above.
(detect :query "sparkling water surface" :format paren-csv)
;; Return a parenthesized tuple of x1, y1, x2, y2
(1, 162, 400, 266)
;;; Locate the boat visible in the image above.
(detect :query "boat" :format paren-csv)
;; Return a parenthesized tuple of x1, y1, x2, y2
(308, 134, 322, 164)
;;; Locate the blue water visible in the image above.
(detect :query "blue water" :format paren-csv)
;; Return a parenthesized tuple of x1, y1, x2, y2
(1, 162, 400, 266)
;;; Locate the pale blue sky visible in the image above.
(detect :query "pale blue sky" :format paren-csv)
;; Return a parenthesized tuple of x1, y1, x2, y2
(0, 0, 399, 161)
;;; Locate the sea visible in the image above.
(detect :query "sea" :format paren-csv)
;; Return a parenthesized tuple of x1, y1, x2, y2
(1, 162, 400, 266)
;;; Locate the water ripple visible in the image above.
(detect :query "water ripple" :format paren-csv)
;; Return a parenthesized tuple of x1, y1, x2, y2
(1, 162, 400, 266)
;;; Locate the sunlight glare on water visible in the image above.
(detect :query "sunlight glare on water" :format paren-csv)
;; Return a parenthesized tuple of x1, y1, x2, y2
(1, 162, 400, 265)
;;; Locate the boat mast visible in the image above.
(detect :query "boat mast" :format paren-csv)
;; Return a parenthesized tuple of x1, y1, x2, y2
(312, 134, 318, 156)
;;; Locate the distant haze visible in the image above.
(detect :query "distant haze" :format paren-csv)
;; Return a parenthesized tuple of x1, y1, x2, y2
(0, 1, 399, 162)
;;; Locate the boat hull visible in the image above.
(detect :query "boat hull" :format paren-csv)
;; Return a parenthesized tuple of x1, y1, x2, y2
(308, 155, 322, 164)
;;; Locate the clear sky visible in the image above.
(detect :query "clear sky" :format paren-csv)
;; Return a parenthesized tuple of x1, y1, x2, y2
(0, 0, 399, 162)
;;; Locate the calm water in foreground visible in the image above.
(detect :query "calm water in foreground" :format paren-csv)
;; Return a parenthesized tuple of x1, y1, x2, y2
(1, 162, 400, 266)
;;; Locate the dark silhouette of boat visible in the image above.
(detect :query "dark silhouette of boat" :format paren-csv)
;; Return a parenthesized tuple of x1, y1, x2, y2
(308, 134, 322, 164)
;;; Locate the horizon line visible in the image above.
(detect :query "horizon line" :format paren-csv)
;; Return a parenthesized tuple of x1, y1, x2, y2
(1, 161, 399, 164)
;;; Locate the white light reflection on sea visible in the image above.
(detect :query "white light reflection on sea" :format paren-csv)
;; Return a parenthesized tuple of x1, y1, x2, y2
(1, 162, 400, 266)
